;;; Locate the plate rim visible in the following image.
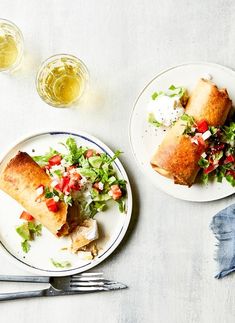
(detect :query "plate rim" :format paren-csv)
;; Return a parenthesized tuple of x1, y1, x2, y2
(0, 129, 133, 276)
(129, 61, 235, 202)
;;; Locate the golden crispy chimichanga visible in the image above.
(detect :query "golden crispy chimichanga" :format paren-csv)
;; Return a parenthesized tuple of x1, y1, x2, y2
(151, 79, 232, 186)
(0, 151, 68, 236)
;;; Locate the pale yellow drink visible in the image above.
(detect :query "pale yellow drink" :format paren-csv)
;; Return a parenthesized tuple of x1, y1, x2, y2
(0, 19, 23, 71)
(36, 55, 89, 108)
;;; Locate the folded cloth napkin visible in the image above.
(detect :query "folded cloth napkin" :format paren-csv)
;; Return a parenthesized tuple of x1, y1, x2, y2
(210, 204, 235, 279)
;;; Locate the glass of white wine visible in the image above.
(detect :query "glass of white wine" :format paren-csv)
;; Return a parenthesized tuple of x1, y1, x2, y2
(0, 18, 24, 72)
(36, 54, 89, 108)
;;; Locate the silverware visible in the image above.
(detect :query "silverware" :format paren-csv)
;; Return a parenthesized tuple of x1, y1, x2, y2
(0, 272, 127, 301)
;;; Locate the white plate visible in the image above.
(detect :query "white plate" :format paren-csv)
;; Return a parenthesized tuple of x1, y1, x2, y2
(0, 131, 132, 276)
(129, 62, 235, 202)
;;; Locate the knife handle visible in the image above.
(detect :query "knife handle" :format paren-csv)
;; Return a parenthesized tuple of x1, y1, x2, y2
(0, 275, 50, 283)
(0, 288, 47, 301)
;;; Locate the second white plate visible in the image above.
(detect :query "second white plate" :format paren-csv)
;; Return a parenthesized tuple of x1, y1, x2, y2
(129, 62, 235, 202)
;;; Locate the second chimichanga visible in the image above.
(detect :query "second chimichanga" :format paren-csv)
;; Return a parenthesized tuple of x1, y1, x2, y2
(149, 78, 234, 187)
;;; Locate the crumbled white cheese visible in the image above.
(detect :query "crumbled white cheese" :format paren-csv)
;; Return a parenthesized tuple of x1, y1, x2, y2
(51, 180, 58, 188)
(201, 152, 207, 158)
(36, 185, 44, 196)
(98, 182, 104, 191)
(202, 74, 212, 81)
(53, 195, 59, 202)
(191, 138, 199, 145)
(84, 220, 99, 241)
(202, 130, 211, 141)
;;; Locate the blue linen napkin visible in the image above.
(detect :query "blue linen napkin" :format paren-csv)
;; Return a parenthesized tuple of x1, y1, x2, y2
(210, 204, 235, 278)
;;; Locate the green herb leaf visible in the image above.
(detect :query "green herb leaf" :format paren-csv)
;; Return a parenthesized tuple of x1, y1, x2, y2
(117, 198, 126, 213)
(21, 240, 30, 253)
(198, 157, 209, 169)
(201, 173, 209, 185)
(16, 223, 31, 241)
(64, 138, 87, 164)
(50, 258, 72, 268)
(44, 186, 53, 198)
(28, 222, 42, 236)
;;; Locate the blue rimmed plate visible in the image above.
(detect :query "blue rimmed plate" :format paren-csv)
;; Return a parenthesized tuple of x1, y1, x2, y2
(0, 131, 132, 276)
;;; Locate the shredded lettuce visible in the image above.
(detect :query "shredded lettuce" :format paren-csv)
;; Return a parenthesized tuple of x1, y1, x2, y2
(32, 137, 127, 217)
(32, 148, 60, 166)
(151, 85, 187, 101)
(16, 222, 42, 253)
(148, 113, 162, 128)
(64, 137, 87, 164)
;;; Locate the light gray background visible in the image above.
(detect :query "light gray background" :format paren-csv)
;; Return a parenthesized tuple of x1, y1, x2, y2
(0, 1, 235, 322)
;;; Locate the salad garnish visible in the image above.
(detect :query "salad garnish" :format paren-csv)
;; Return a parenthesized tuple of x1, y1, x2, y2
(181, 113, 235, 186)
(16, 216, 42, 253)
(32, 137, 127, 218)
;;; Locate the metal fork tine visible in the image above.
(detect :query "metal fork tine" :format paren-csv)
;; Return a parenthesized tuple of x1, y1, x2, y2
(68, 286, 110, 292)
(71, 273, 103, 278)
(69, 282, 127, 292)
(71, 276, 106, 282)
(70, 280, 110, 287)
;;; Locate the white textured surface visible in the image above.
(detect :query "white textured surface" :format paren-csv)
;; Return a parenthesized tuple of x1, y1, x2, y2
(0, 1, 235, 322)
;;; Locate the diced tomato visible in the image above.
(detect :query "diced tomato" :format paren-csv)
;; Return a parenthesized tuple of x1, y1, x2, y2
(55, 176, 70, 192)
(204, 164, 217, 174)
(93, 182, 101, 191)
(109, 184, 122, 200)
(46, 198, 59, 212)
(69, 179, 81, 191)
(224, 155, 235, 164)
(49, 155, 62, 166)
(20, 211, 34, 222)
(85, 149, 94, 158)
(197, 120, 208, 133)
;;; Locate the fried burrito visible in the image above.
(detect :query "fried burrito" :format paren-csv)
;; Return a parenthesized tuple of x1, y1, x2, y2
(150, 79, 232, 186)
(0, 151, 69, 236)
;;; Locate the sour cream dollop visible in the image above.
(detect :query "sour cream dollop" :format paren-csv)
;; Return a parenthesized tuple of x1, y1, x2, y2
(148, 95, 185, 127)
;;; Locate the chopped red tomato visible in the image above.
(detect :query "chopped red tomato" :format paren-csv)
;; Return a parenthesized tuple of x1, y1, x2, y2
(93, 182, 101, 191)
(109, 184, 122, 200)
(55, 176, 70, 193)
(204, 164, 217, 174)
(46, 198, 59, 212)
(224, 155, 235, 164)
(69, 179, 81, 191)
(197, 120, 208, 133)
(20, 211, 34, 222)
(85, 149, 94, 158)
(49, 155, 62, 166)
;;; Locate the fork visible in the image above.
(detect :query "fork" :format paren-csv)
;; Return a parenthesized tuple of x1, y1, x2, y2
(0, 273, 127, 301)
